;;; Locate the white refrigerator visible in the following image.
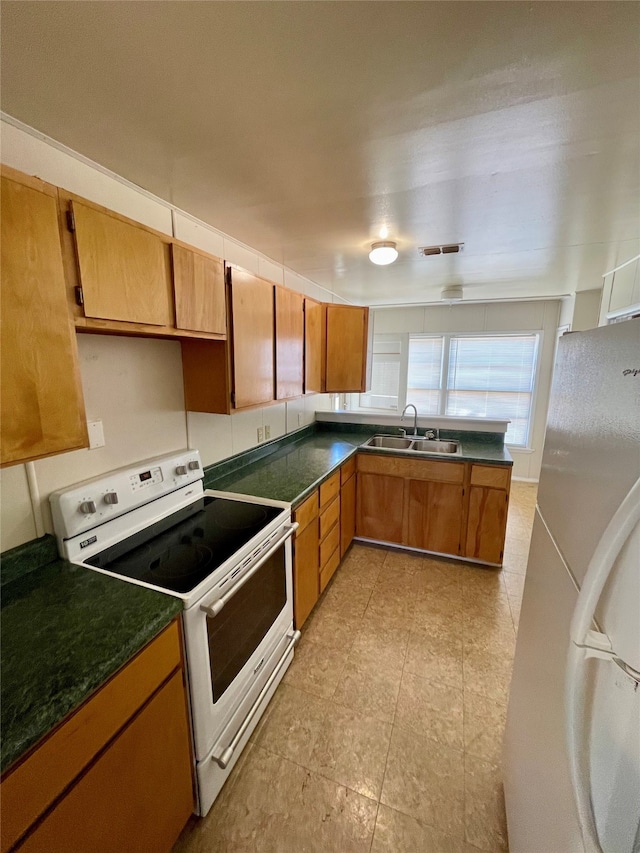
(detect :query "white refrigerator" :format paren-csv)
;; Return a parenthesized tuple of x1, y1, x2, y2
(504, 319, 640, 853)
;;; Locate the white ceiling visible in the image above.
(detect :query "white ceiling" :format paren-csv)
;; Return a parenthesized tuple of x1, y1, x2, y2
(2, 2, 639, 306)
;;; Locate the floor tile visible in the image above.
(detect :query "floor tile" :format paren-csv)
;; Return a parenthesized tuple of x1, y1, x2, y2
(350, 612, 410, 668)
(365, 585, 416, 622)
(333, 649, 402, 723)
(395, 670, 464, 750)
(463, 617, 516, 658)
(252, 683, 330, 766)
(381, 726, 465, 838)
(322, 580, 373, 619)
(404, 631, 463, 689)
(283, 637, 347, 699)
(371, 804, 468, 853)
(308, 703, 392, 799)
(463, 688, 507, 765)
(462, 647, 514, 704)
(303, 605, 362, 650)
(464, 755, 509, 852)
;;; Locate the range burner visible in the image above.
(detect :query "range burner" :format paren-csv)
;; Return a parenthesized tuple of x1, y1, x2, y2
(85, 495, 283, 594)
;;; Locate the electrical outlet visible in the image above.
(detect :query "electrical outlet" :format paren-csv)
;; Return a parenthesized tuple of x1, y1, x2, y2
(257, 426, 264, 442)
(87, 419, 105, 449)
(297, 412, 303, 426)
(264, 425, 271, 439)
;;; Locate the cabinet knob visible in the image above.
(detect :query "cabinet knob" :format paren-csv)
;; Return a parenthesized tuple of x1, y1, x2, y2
(176, 465, 188, 476)
(104, 492, 119, 505)
(79, 500, 97, 514)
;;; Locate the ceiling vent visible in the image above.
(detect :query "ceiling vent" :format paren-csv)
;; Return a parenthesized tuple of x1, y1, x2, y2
(419, 243, 464, 257)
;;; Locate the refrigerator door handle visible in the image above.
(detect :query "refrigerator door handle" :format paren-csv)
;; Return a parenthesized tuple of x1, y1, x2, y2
(565, 476, 640, 853)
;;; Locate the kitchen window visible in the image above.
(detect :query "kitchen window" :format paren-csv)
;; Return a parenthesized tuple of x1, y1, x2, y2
(359, 332, 541, 447)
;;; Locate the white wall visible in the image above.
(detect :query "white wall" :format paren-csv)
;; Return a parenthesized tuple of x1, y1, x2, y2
(0, 118, 335, 551)
(370, 300, 561, 481)
(599, 255, 640, 325)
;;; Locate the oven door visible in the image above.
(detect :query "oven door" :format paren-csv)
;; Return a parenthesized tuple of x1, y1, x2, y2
(183, 522, 296, 760)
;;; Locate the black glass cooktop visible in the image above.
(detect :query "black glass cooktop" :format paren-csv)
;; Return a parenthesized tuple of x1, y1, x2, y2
(85, 496, 283, 594)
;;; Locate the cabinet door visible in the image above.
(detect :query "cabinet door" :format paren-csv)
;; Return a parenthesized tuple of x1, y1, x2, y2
(172, 245, 226, 335)
(293, 520, 319, 628)
(230, 269, 275, 408)
(72, 201, 173, 326)
(1, 172, 88, 466)
(275, 287, 304, 400)
(356, 472, 404, 544)
(407, 479, 463, 556)
(465, 486, 509, 564)
(325, 305, 369, 392)
(340, 473, 356, 557)
(17, 670, 193, 853)
(304, 298, 324, 392)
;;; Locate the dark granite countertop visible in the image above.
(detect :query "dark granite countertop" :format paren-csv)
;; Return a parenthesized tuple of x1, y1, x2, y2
(0, 537, 182, 774)
(205, 424, 512, 507)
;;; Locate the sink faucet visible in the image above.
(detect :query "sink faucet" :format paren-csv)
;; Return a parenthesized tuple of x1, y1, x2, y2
(401, 404, 419, 437)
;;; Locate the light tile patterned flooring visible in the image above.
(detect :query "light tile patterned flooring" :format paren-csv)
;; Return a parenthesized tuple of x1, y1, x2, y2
(174, 482, 538, 853)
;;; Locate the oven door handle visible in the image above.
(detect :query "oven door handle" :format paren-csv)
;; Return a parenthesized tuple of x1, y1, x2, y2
(199, 522, 298, 618)
(211, 629, 301, 769)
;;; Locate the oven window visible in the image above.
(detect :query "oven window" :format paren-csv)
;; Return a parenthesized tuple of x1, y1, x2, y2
(207, 546, 287, 703)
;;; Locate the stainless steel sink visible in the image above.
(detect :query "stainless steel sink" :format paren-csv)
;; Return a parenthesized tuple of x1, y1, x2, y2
(362, 434, 461, 456)
(366, 436, 414, 449)
(411, 439, 460, 455)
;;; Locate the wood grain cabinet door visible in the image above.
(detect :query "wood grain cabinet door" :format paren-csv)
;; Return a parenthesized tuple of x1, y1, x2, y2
(407, 479, 464, 556)
(275, 287, 304, 399)
(1, 172, 88, 466)
(293, 517, 319, 628)
(304, 298, 324, 393)
(172, 245, 226, 335)
(229, 269, 275, 408)
(325, 305, 369, 392)
(356, 472, 405, 544)
(465, 485, 509, 564)
(71, 201, 173, 326)
(340, 473, 356, 557)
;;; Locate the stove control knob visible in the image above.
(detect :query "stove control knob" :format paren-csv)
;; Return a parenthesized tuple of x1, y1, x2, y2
(79, 500, 97, 514)
(176, 465, 188, 476)
(188, 461, 200, 470)
(104, 492, 119, 505)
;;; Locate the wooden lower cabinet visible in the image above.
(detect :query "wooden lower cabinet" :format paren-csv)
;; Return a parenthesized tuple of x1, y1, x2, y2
(340, 472, 356, 557)
(1, 620, 194, 853)
(17, 671, 193, 853)
(293, 492, 320, 628)
(407, 479, 464, 556)
(464, 464, 511, 564)
(357, 472, 405, 544)
(356, 453, 511, 565)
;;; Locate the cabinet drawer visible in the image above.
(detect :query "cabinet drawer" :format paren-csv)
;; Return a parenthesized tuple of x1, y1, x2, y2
(319, 494, 340, 541)
(470, 464, 511, 489)
(340, 456, 356, 485)
(319, 471, 340, 508)
(1, 621, 182, 853)
(294, 491, 319, 534)
(357, 453, 464, 484)
(319, 547, 340, 593)
(319, 522, 340, 569)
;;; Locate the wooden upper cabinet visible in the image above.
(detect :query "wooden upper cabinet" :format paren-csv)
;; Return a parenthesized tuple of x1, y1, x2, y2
(275, 287, 304, 399)
(172, 244, 226, 336)
(229, 268, 275, 408)
(71, 200, 173, 326)
(325, 305, 370, 392)
(304, 298, 324, 393)
(1, 169, 88, 467)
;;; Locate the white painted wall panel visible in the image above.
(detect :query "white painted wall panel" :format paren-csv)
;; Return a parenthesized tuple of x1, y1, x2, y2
(0, 465, 37, 552)
(187, 412, 233, 467)
(424, 304, 488, 333)
(223, 238, 260, 275)
(485, 301, 545, 331)
(230, 408, 263, 454)
(285, 398, 305, 433)
(1, 120, 173, 234)
(374, 307, 424, 334)
(172, 212, 225, 258)
(258, 258, 284, 285)
(33, 336, 187, 533)
(264, 403, 287, 440)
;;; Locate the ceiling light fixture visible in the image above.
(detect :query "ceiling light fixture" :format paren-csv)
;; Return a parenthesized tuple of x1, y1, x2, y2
(441, 285, 463, 302)
(369, 241, 398, 266)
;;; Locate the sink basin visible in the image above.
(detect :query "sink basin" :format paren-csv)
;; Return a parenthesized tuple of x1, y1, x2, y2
(366, 435, 414, 449)
(411, 439, 460, 455)
(362, 435, 461, 456)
